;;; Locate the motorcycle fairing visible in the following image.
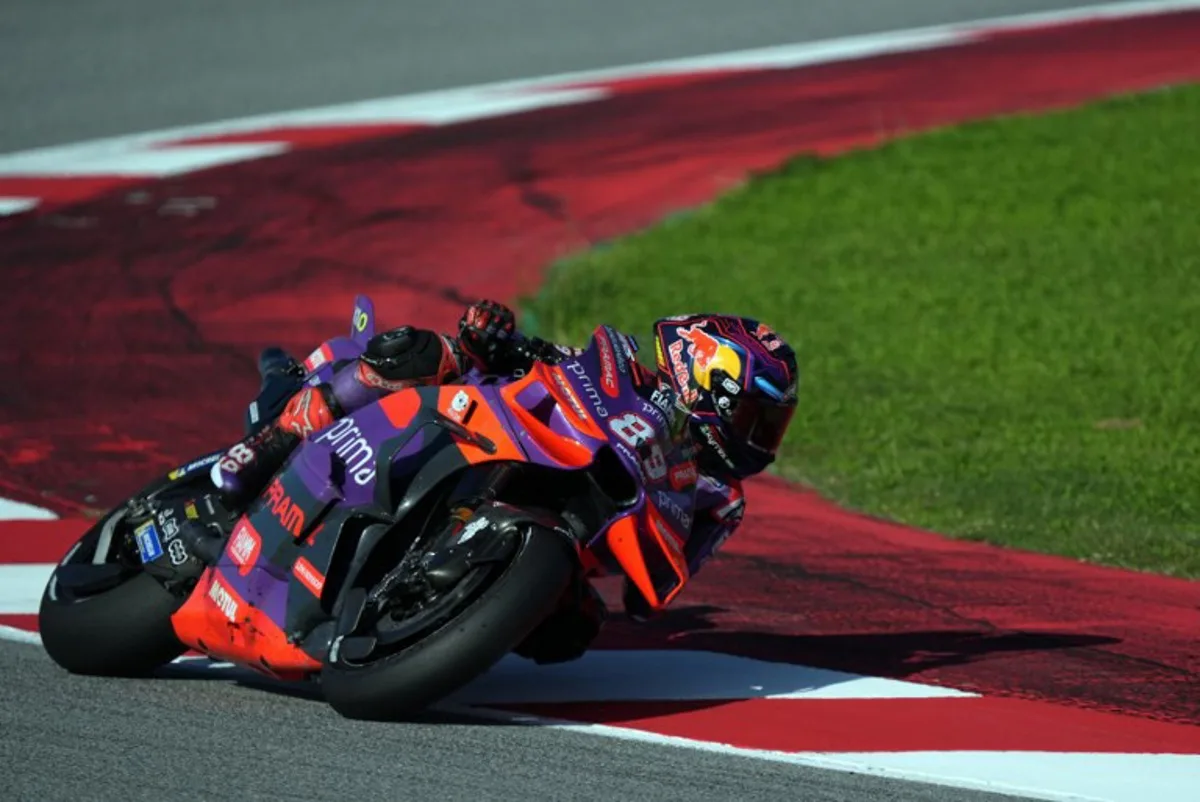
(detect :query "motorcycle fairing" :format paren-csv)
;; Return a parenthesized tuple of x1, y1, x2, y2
(173, 311, 702, 675)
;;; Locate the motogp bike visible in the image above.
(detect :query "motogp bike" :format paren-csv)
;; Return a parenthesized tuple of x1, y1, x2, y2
(38, 295, 699, 720)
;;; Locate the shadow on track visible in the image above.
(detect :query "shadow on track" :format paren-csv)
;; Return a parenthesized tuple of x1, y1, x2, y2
(600, 603, 1122, 678)
(134, 603, 1120, 726)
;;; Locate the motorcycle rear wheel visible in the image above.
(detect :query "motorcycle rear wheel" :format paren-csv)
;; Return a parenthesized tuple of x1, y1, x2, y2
(320, 523, 575, 721)
(38, 505, 188, 677)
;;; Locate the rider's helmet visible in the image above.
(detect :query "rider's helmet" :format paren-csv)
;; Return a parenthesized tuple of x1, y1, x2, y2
(652, 314, 798, 480)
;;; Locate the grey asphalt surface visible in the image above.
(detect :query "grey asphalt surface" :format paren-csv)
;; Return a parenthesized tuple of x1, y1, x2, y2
(1, 1, 1106, 800)
(3, 0, 1102, 153)
(0, 642, 1030, 802)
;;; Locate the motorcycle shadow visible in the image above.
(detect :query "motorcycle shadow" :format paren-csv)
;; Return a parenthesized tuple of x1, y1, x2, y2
(146, 604, 1121, 726)
(604, 602, 1122, 674)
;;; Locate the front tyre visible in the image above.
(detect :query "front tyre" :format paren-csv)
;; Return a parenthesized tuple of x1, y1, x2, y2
(321, 525, 576, 721)
(39, 507, 187, 677)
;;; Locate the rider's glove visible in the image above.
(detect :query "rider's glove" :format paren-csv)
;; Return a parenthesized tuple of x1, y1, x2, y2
(457, 299, 517, 371)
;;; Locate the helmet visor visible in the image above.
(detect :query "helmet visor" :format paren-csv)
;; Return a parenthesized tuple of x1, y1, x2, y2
(729, 395, 795, 454)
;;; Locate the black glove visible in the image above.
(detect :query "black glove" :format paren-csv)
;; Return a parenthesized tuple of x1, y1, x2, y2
(457, 300, 517, 371)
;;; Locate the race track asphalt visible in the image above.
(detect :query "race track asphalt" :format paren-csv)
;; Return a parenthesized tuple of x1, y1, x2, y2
(1, 1, 1104, 799)
(3, 0, 1102, 152)
(0, 642, 1028, 802)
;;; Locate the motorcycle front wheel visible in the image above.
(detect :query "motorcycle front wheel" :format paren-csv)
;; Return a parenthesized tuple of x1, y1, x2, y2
(320, 523, 576, 721)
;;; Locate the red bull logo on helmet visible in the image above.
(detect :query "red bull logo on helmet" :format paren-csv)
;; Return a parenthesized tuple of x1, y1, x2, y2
(677, 323, 743, 391)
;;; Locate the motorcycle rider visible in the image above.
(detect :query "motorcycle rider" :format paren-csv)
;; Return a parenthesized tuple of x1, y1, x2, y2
(208, 299, 799, 662)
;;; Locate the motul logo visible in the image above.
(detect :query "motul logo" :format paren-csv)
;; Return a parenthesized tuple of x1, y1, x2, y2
(265, 478, 305, 537)
(208, 578, 239, 622)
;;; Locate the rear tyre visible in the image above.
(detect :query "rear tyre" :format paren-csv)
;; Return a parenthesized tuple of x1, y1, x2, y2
(39, 508, 188, 677)
(321, 525, 575, 721)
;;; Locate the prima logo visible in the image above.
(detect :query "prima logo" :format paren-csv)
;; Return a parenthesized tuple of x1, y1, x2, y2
(655, 490, 693, 532)
(565, 361, 609, 419)
(314, 417, 377, 485)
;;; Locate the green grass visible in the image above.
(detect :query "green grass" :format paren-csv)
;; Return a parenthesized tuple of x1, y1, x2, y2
(523, 84, 1200, 579)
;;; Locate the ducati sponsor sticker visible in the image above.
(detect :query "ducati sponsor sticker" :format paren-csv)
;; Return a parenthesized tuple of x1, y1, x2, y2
(155, 507, 181, 541)
(649, 387, 673, 414)
(134, 521, 163, 564)
(167, 538, 190, 566)
(448, 389, 471, 422)
(669, 460, 698, 491)
(168, 453, 222, 481)
(292, 557, 326, 597)
(595, 329, 621, 397)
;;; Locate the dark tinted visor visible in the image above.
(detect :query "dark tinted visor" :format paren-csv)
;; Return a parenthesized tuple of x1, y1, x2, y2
(729, 395, 795, 454)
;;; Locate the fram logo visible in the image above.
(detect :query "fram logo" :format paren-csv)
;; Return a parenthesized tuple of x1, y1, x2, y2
(227, 520, 262, 575)
(265, 478, 305, 537)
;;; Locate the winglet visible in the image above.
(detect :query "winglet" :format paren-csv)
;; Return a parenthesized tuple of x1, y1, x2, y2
(350, 295, 376, 345)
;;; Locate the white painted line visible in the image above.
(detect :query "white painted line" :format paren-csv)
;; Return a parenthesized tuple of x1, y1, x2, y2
(454, 704, 1200, 802)
(249, 86, 605, 127)
(819, 751, 1200, 802)
(445, 648, 976, 704)
(3, 610, 1191, 802)
(0, 624, 41, 645)
(0, 563, 54, 613)
(0, 197, 39, 216)
(0, 497, 57, 520)
(0, 142, 289, 178)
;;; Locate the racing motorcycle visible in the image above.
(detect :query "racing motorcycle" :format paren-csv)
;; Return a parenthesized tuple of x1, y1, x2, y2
(37, 295, 699, 720)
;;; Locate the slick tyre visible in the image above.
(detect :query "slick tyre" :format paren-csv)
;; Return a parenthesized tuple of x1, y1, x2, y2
(321, 525, 575, 721)
(38, 509, 187, 677)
